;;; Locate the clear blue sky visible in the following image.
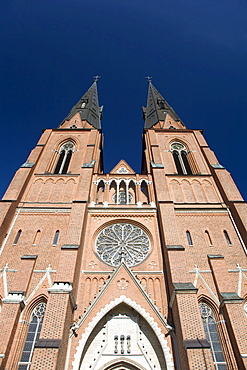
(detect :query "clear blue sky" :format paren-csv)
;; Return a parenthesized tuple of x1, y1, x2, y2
(1, 0, 247, 200)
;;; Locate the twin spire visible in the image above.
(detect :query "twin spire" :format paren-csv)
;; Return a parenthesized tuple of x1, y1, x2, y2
(61, 79, 184, 130)
(61, 80, 103, 129)
(143, 79, 184, 128)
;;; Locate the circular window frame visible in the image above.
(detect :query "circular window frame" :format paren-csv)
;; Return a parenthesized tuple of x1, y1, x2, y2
(95, 222, 151, 267)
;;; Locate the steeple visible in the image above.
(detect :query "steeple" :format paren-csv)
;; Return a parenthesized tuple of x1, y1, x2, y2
(60, 79, 103, 129)
(143, 79, 184, 129)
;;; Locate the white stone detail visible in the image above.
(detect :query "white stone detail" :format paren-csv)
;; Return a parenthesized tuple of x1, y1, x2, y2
(48, 282, 72, 293)
(3, 292, 25, 303)
(117, 167, 128, 174)
(72, 295, 174, 370)
(25, 265, 54, 305)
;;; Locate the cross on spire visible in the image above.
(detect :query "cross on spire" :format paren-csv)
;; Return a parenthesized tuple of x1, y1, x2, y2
(93, 75, 101, 82)
(145, 76, 152, 83)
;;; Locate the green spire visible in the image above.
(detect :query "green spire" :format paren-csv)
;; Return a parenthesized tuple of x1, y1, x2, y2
(143, 80, 184, 129)
(61, 80, 103, 129)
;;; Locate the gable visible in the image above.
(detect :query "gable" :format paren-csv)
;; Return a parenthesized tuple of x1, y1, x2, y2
(110, 160, 135, 175)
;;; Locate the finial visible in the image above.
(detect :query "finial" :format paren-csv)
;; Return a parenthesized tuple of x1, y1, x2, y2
(145, 76, 152, 83)
(93, 75, 101, 82)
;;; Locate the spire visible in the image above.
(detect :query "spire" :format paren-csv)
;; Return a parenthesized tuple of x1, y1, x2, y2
(143, 79, 184, 129)
(61, 79, 103, 129)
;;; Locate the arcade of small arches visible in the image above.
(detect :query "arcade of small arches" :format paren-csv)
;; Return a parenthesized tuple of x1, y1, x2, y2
(93, 178, 153, 206)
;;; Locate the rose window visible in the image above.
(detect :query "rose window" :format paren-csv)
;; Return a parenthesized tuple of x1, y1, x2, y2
(96, 223, 150, 267)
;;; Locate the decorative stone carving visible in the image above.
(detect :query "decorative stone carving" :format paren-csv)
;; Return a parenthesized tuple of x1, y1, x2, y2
(95, 223, 150, 267)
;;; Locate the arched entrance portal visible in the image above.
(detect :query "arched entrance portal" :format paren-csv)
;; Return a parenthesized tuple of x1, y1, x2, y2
(101, 358, 145, 370)
(78, 304, 168, 370)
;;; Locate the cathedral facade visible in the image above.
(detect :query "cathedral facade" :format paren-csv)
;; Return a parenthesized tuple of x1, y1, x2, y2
(0, 81, 247, 370)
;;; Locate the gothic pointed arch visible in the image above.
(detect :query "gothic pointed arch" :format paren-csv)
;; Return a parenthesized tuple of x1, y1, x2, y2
(198, 299, 235, 369)
(170, 141, 193, 175)
(99, 357, 147, 370)
(73, 296, 174, 370)
(18, 297, 47, 369)
(54, 141, 75, 174)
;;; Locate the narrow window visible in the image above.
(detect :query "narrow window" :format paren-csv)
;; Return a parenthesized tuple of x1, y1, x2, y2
(173, 151, 183, 174)
(13, 229, 22, 245)
(53, 230, 60, 246)
(186, 230, 193, 246)
(114, 335, 118, 354)
(18, 302, 46, 370)
(54, 142, 74, 174)
(223, 230, 232, 246)
(140, 180, 149, 204)
(32, 230, 40, 245)
(181, 151, 192, 175)
(199, 303, 227, 369)
(120, 335, 125, 354)
(205, 230, 213, 246)
(171, 142, 193, 175)
(54, 150, 65, 174)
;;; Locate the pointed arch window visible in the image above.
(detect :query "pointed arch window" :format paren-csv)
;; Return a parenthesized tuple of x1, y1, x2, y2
(54, 141, 74, 174)
(140, 180, 149, 204)
(53, 230, 60, 246)
(13, 229, 22, 245)
(223, 230, 232, 246)
(199, 303, 227, 369)
(18, 302, 46, 370)
(171, 142, 192, 175)
(205, 230, 213, 246)
(186, 230, 193, 246)
(32, 230, 41, 245)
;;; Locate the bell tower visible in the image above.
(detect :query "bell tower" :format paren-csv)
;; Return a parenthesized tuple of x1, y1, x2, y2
(142, 79, 247, 370)
(0, 79, 247, 370)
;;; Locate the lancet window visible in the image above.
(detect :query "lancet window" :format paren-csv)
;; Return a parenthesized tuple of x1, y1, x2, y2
(32, 230, 41, 245)
(54, 141, 74, 174)
(205, 230, 213, 246)
(199, 303, 227, 370)
(53, 230, 60, 246)
(110, 180, 135, 205)
(13, 229, 22, 245)
(223, 230, 232, 246)
(18, 302, 46, 370)
(186, 230, 193, 246)
(140, 180, 149, 204)
(171, 142, 192, 175)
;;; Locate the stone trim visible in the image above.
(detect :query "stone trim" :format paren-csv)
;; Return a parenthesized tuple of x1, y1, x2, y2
(175, 208, 227, 214)
(150, 161, 164, 168)
(21, 162, 35, 168)
(48, 282, 76, 309)
(82, 160, 96, 168)
(48, 282, 72, 293)
(88, 208, 157, 213)
(211, 163, 225, 169)
(61, 244, 79, 250)
(35, 339, 61, 348)
(72, 295, 174, 370)
(173, 283, 198, 293)
(220, 292, 243, 304)
(207, 254, 224, 259)
(170, 283, 198, 308)
(184, 339, 210, 349)
(2, 291, 25, 304)
(18, 207, 71, 213)
(166, 245, 185, 250)
(21, 255, 38, 260)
